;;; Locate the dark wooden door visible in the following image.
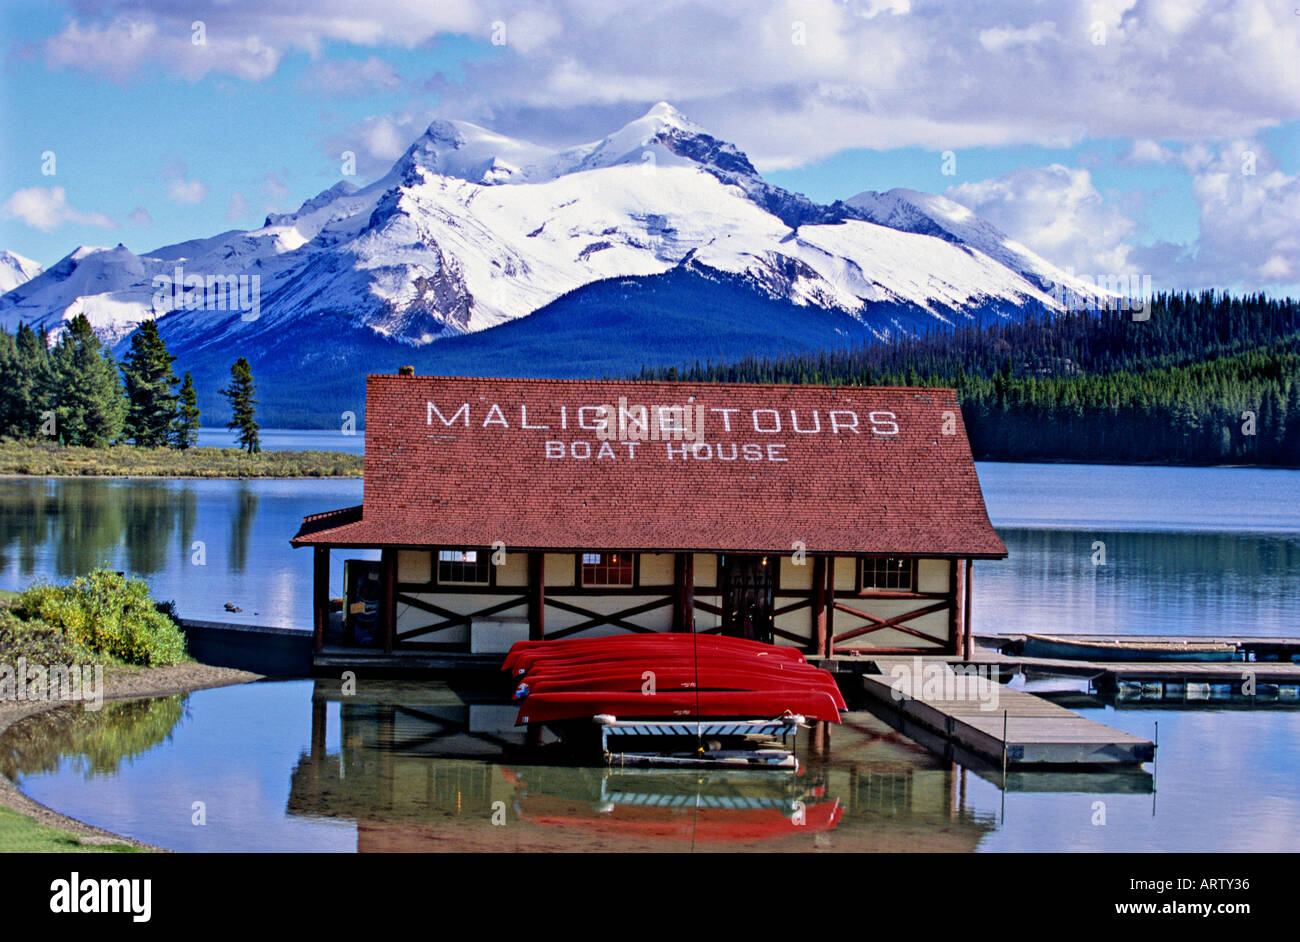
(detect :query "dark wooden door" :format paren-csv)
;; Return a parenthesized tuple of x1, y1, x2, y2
(721, 555, 774, 643)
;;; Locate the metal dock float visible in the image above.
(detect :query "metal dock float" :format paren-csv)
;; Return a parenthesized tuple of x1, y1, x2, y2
(860, 659, 1155, 767)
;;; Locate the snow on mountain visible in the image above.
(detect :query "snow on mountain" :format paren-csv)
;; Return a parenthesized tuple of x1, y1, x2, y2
(844, 188, 1100, 300)
(0, 250, 44, 294)
(0, 244, 165, 345)
(0, 102, 1109, 354)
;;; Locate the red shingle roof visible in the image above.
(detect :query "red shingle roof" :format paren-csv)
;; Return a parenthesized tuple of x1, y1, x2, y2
(291, 375, 1006, 557)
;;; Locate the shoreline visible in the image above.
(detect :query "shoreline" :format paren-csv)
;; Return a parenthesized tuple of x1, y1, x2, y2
(0, 662, 263, 851)
(0, 440, 362, 479)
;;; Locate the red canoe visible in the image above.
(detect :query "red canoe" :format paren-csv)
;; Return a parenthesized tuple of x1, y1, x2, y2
(515, 689, 843, 725)
(504, 635, 806, 674)
(517, 665, 846, 710)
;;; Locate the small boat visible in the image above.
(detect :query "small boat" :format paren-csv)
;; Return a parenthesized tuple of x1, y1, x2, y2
(1020, 633, 1241, 663)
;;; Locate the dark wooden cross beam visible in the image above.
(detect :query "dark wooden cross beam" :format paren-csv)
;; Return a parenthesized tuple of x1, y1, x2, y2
(830, 599, 951, 647)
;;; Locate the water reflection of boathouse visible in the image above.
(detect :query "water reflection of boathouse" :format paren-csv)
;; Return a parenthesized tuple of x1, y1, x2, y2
(286, 681, 1000, 852)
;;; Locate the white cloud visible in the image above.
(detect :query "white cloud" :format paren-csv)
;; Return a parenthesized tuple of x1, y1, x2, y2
(978, 21, 1058, 52)
(36, 2, 1300, 164)
(299, 56, 402, 95)
(947, 142, 1300, 293)
(948, 165, 1138, 275)
(43, 15, 281, 83)
(1, 186, 118, 232)
(163, 164, 208, 205)
(1120, 139, 1175, 165)
(128, 206, 153, 226)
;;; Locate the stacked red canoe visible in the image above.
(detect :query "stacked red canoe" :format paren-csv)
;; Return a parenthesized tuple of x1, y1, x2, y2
(505, 634, 845, 726)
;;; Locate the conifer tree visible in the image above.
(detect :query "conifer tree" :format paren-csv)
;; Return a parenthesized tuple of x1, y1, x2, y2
(220, 357, 261, 454)
(121, 321, 180, 447)
(48, 314, 126, 447)
(173, 371, 201, 450)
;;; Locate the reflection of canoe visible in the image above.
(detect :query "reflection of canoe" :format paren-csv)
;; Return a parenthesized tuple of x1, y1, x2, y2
(1021, 633, 1240, 662)
(510, 766, 843, 841)
(517, 796, 843, 841)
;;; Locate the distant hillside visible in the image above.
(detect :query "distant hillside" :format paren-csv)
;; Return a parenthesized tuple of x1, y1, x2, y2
(638, 292, 1300, 466)
(172, 265, 1026, 427)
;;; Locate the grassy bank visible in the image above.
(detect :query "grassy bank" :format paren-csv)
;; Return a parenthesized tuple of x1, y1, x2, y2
(0, 806, 144, 853)
(0, 439, 362, 477)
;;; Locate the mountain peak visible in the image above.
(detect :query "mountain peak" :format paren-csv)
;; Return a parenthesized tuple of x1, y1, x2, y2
(640, 101, 695, 128)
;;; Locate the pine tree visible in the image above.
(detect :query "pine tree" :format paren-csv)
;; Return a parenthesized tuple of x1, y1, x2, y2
(173, 371, 201, 450)
(48, 314, 126, 447)
(121, 321, 180, 448)
(220, 357, 261, 454)
(1, 323, 53, 437)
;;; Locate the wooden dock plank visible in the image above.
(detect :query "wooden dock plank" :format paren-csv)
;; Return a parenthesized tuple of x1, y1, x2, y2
(861, 660, 1154, 767)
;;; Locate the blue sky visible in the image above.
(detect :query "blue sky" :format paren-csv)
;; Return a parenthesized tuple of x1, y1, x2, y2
(2, 1, 1298, 294)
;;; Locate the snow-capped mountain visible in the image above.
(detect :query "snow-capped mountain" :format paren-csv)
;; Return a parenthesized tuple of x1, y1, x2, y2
(0, 102, 1109, 358)
(0, 250, 44, 295)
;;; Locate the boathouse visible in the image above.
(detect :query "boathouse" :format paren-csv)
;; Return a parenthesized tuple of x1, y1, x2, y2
(291, 372, 1006, 660)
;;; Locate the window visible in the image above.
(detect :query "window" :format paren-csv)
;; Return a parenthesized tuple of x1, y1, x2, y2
(861, 557, 916, 591)
(581, 552, 634, 587)
(437, 549, 490, 585)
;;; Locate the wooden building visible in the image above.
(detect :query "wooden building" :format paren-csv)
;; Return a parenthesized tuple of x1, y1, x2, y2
(291, 372, 1006, 659)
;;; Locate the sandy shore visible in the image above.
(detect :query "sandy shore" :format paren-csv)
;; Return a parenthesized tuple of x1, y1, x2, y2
(0, 662, 262, 850)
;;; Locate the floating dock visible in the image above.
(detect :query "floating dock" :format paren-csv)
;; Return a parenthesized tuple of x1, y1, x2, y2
(859, 658, 1155, 767)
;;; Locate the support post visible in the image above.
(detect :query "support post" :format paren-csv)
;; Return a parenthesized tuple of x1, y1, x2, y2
(671, 552, 695, 632)
(381, 548, 396, 653)
(811, 555, 827, 657)
(823, 557, 836, 658)
(948, 558, 960, 657)
(527, 551, 545, 641)
(312, 545, 329, 653)
(963, 558, 974, 661)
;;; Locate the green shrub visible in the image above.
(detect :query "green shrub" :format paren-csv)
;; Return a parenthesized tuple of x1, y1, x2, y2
(11, 569, 187, 667)
(0, 610, 79, 664)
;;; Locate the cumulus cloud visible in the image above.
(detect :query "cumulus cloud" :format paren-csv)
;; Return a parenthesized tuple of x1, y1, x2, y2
(128, 206, 153, 225)
(43, 15, 280, 83)
(1, 186, 118, 232)
(35, 1, 1300, 164)
(948, 165, 1138, 275)
(947, 142, 1300, 293)
(1179, 140, 1300, 287)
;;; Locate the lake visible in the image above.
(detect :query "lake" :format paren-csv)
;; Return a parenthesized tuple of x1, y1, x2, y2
(4, 677, 1298, 852)
(3, 462, 1298, 635)
(2, 460, 1299, 852)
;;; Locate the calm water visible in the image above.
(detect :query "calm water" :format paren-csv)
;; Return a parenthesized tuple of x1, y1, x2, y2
(2, 462, 1298, 634)
(4, 678, 1298, 852)
(2, 460, 1299, 852)
(195, 427, 365, 455)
